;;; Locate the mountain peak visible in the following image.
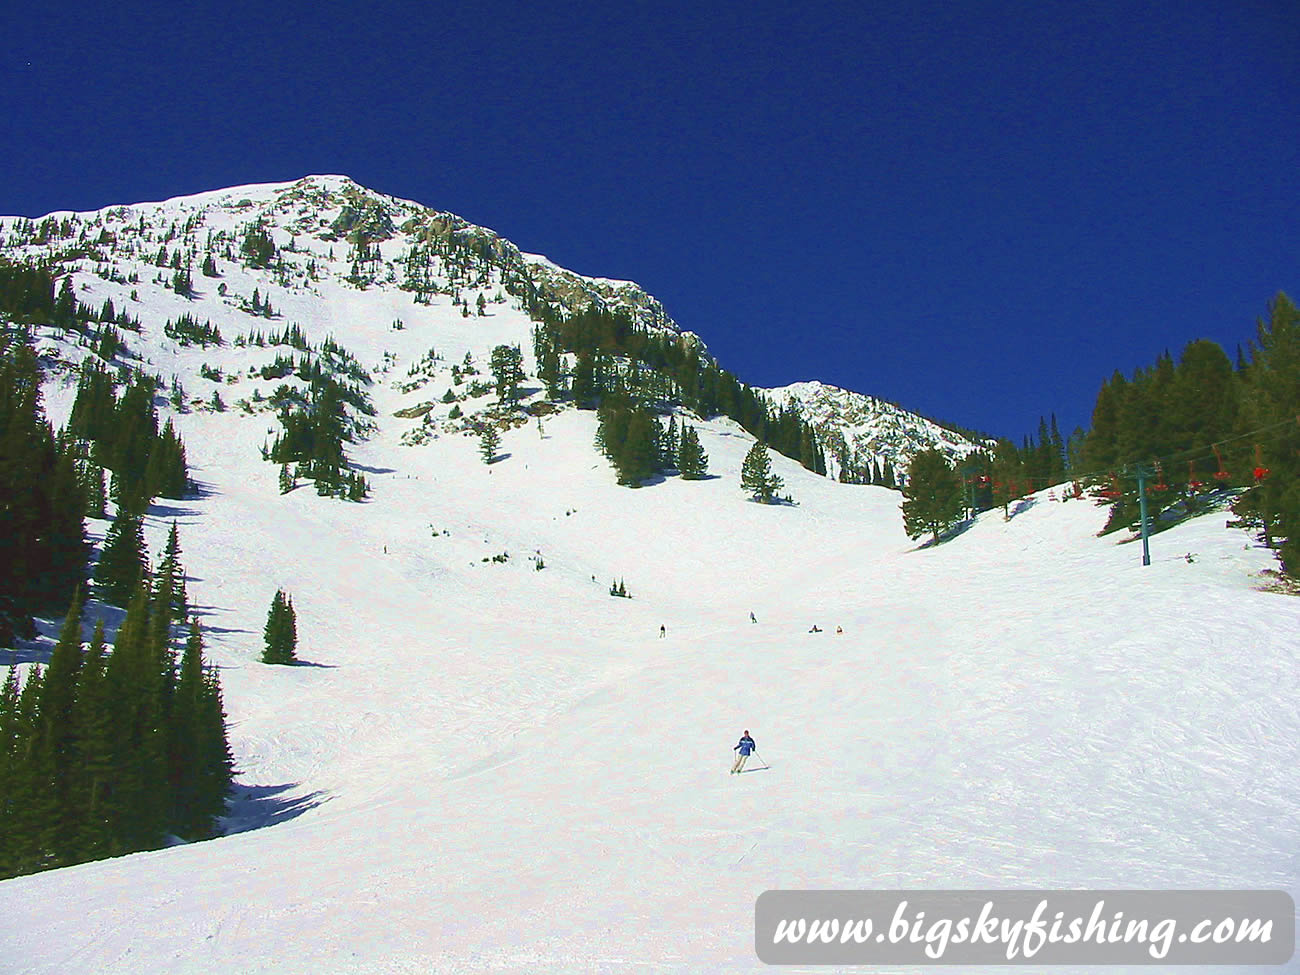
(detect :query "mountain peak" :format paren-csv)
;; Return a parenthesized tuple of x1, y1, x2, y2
(767, 379, 987, 478)
(3, 175, 983, 473)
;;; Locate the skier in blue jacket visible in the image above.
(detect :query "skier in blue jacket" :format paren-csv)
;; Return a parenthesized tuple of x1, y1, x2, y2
(731, 730, 756, 774)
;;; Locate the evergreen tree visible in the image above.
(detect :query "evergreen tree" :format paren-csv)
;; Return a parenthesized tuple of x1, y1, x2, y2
(740, 442, 784, 503)
(102, 582, 170, 853)
(489, 344, 524, 405)
(37, 588, 86, 862)
(7, 665, 57, 875)
(0, 665, 20, 874)
(94, 508, 148, 607)
(533, 327, 564, 400)
(195, 646, 235, 832)
(570, 352, 597, 408)
(662, 415, 679, 470)
(263, 589, 298, 664)
(241, 225, 276, 268)
(595, 398, 662, 486)
(990, 440, 1023, 518)
(617, 409, 662, 486)
(676, 424, 709, 479)
(479, 425, 501, 464)
(152, 522, 188, 624)
(0, 333, 89, 639)
(170, 619, 232, 837)
(900, 448, 965, 544)
(81, 461, 108, 518)
(1233, 293, 1300, 572)
(71, 619, 115, 861)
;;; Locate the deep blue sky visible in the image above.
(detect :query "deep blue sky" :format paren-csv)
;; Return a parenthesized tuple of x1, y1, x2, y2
(3, 0, 1296, 440)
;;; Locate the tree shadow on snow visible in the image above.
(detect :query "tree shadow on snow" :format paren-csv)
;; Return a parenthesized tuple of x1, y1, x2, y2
(220, 783, 331, 835)
(186, 480, 219, 500)
(1009, 496, 1038, 519)
(350, 463, 395, 475)
(745, 495, 799, 506)
(658, 471, 723, 483)
(3, 601, 132, 667)
(286, 658, 338, 669)
(146, 501, 203, 521)
(911, 517, 977, 551)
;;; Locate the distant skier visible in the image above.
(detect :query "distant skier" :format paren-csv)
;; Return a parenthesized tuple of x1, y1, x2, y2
(659, 624, 666, 638)
(808, 624, 822, 633)
(731, 730, 756, 774)
(750, 611, 757, 623)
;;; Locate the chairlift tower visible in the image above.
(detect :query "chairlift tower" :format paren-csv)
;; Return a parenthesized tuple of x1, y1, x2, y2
(1128, 463, 1154, 567)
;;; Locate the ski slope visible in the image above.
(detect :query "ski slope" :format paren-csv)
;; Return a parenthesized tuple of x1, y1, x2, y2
(3, 395, 1297, 974)
(2, 179, 1297, 973)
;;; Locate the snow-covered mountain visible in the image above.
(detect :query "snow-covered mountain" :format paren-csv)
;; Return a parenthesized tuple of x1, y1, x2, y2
(1, 174, 981, 470)
(2, 178, 1297, 974)
(766, 379, 990, 480)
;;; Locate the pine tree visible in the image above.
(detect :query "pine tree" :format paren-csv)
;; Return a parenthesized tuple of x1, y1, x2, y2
(7, 665, 57, 875)
(37, 589, 86, 862)
(900, 448, 965, 544)
(152, 522, 188, 624)
(170, 619, 231, 837)
(195, 651, 235, 832)
(103, 582, 170, 853)
(489, 345, 524, 405)
(0, 666, 21, 875)
(94, 508, 148, 607)
(570, 352, 597, 408)
(618, 409, 662, 486)
(676, 424, 709, 479)
(535, 329, 563, 400)
(740, 442, 784, 503)
(263, 589, 298, 664)
(71, 620, 115, 861)
(662, 415, 679, 470)
(81, 462, 107, 518)
(0, 334, 89, 639)
(479, 425, 501, 464)
(1233, 293, 1300, 572)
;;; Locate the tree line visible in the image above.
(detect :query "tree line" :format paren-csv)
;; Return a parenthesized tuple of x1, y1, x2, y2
(899, 293, 1300, 575)
(532, 304, 827, 477)
(1, 540, 234, 879)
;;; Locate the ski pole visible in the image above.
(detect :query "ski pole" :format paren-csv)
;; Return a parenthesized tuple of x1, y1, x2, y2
(753, 751, 769, 769)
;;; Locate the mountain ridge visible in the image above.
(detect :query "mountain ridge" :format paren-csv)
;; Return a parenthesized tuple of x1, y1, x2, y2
(2, 173, 985, 475)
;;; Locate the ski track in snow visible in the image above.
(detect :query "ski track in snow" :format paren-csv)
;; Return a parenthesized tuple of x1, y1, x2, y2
(2, 188, 1298, 973)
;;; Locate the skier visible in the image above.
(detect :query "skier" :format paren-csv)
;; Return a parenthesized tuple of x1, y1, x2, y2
(750, 611, 757, 623)
(731, 730, 756, 774)
(659, 624, 666, 638)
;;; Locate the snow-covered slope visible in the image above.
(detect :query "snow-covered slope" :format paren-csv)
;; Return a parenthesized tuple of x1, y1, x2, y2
(1, 179, 1297, 974)
(3, 412, 1296, 974)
